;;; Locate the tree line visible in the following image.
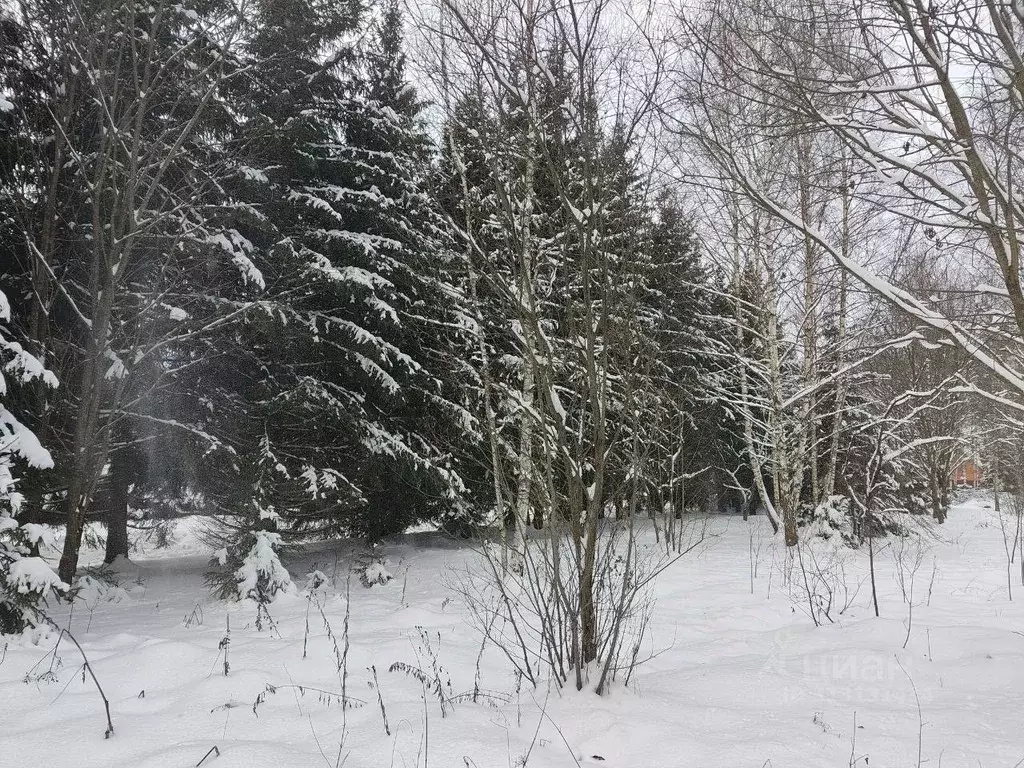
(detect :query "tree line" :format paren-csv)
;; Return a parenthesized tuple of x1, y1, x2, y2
(2, 0, 1012, 644)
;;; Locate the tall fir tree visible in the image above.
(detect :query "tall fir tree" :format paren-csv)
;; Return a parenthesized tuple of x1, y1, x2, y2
(198, 0, 478, 558)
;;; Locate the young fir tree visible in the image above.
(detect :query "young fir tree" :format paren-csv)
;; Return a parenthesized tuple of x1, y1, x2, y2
(205, 431, 295, 609)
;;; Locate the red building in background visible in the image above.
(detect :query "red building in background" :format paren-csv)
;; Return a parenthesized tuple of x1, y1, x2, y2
(953, 460, 982, 487)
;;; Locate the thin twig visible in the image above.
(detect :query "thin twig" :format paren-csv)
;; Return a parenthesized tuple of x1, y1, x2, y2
(62, 629, 114, 738)
(196, 745, 220, 767)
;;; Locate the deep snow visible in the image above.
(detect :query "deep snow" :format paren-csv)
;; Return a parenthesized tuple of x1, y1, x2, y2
(1, 496, 1022, 767)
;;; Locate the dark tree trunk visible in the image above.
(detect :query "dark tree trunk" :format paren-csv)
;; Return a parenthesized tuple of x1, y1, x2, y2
(104, 429, 136, 564)
(59, 476, 88, 584)
(103, 461, 131, 564)
(783, 509, 799, 547)
(929, 466, 945, 523)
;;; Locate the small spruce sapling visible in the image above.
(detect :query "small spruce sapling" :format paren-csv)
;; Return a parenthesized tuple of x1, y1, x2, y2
(356, 548, 393, 588)
(205, 442, 295, 618)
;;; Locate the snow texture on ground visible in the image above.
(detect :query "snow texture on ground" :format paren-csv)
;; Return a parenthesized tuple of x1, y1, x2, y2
(1, 495, 1021, 767)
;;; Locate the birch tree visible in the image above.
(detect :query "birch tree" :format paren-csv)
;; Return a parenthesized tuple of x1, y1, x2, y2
(422, 0, 706, 690)
(667, 0, 1024, 412)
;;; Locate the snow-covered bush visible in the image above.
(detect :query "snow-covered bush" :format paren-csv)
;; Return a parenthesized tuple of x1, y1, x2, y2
(353, 543, 394, 588)
(895, 474, 932, 519)
(356, 551, 393, 587)
(799, 492, 911, 546)
(801, 495, 852, 542)
(235, 530, 295, 603)
(207, 520, 294, 631)
(304, 569, 328, 595)
(207, 526, 295, 604)
(205, 439, 295, 609)
(0, 513, 67, 634)
(0, 288, 65, 633)
(70, 568, 129, 608)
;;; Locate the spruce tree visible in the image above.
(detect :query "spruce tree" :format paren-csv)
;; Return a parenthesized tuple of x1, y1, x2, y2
(0, 284, 64, 632)
(202, 0, 477, 556)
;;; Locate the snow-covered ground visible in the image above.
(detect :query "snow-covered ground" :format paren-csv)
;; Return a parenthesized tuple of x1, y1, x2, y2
(2, 496, 1022, 767)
